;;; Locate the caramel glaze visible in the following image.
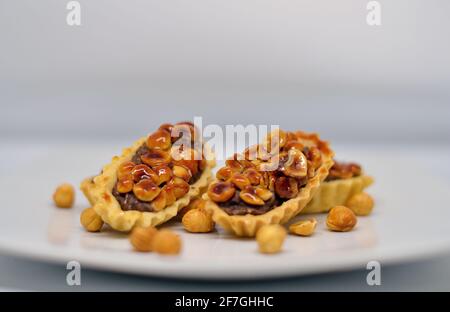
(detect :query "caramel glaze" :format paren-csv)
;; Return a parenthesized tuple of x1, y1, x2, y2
(326, 161, 361, 182)
(220, 174, 308, 216)
(113, 144, 201, 212)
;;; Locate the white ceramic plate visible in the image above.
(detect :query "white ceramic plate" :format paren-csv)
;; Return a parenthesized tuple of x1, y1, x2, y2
(1, 142, 450, 280)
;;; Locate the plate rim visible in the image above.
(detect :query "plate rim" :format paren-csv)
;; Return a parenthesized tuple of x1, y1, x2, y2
(1, 237, 450, 280)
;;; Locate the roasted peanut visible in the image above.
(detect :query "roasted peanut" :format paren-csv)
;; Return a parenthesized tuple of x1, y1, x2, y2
(182, 208, 214, 233)
(244, 168, 262, 185)
(168, 177, 190, 199)
(326, 206, 357, 232)
(152, 189, 167, 211)
(162, 185, 177, 206)
(152, 229, 182, 255)
(346, 193, 374, 216)
(216, 166, 234, 181)
(133, 179, 161, 202)
(225, 156, 245, 172)
(207, 182, 236, 203)
(131, 164, 158, 183)
(159, 123, 174, 140)
(129, 226, 158, 252)
(116, 175, 134, 193)
(146, 129, 172, 150)
(178, 198, 206, 220)
(53, 183, 75, 208)
(117, 161, 136, 179)
(255, 186, 273, 201)
(240, 186, 265, 206)
(261, 172, 276, 191)
(172, 159, 199, 176)
(153, 165, 172, 185)
(256, 224, 287, 254)
(283, 149, 308, 178)
(230, 173, 251, 190)
(275, 176, 299, 199)
(80, 207, 103, 232)
(289, 218, 317, 236)
(141, 150, 171, 168)
(173, 165, 192, 182)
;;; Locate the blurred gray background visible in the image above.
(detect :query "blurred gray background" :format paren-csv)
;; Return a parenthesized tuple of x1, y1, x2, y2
(1, 0, 449, 144)
(1, 0, 450, 291)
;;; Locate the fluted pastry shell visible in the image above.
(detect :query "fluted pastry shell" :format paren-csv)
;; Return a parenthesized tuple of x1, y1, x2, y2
(80, 176, 97, 206)
(88, 137, 215, 232)
(203, 132, 334, 237)
(302, 175, 374, 214)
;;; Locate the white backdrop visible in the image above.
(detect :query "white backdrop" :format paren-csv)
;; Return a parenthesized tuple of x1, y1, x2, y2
(1, 0, 449, 143)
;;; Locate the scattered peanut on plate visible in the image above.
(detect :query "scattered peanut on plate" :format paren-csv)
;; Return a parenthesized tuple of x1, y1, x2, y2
(177, 198, 205, 221)
(326, 206, 357, 232)
(182, 208, 215, 233)
(53, 183, 75, 208)
(129, 226, 158, 252)
(289, 218, 317, 237)
(152, 229, 182, 255)
(80, 207, 104, 232)
(256, 224, 287, 254)
(346, 192, 374, 216)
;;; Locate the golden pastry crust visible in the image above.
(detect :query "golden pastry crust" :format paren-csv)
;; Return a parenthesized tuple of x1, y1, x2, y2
(302, 175, 374, 214)
(90, 137, 215, 232)
(80, 176, 97, 206)
(203, 131, 334, 237)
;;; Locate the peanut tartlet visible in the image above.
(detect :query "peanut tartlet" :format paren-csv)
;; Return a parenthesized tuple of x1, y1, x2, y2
(203, 130, 334, 237)
(84, 122, 215, 232)
(302, 161, 374, 214)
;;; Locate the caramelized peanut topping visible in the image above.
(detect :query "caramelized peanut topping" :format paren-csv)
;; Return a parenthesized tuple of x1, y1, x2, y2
(117, 176, 134, 193)
(230, 173, 251, 190)
(255, 186, 274, 201)
(173, 165, 193, 182)
(282, 149, 308, 178)
(146, 129, 172, 150)
(153, 165, 172, 185)
(131, 164, 158, 183)
(113, 122, 206, 212)
(168, 177, 190, 199)
(152, 189, 167, 211)
(207, 182, 236, 203)
(239, 186, 265, 206)
(216, 166, 234, 181)
(244, 168, 262, 185)
(225, 158, 245, 173)
(162, 185, 177, 206)
(117, 161, 136, 179)
(133, 179, 161, 202)
(141, 150, 171, 167)
(327, 161, 362, 181)
(209, 130, 327, 216)
(275, 176, 299, 199)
